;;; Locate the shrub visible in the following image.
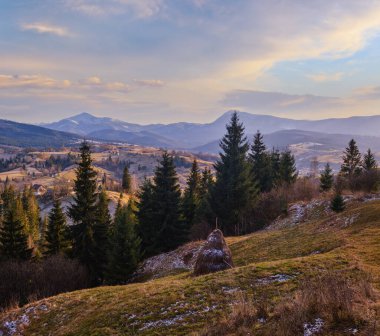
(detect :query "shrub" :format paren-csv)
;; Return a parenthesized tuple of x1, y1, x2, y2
(0, 255, 89, 311)
(331, 193, 345, 213)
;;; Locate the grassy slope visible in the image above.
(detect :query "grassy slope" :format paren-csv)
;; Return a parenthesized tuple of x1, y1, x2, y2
(2, 200, 380, 335)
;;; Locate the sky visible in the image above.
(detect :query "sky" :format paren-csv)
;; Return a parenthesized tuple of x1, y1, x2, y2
(1, 0, 380, 124)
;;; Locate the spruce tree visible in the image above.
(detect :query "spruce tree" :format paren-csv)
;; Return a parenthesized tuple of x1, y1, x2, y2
(152, 152, 186, 252)
(270, 148, 281, 187)
(279, 150, 298, 184)
(250, 131, 272, 192)
(0, 200, 31, 260)
(331, 193, 345, 213)
(192, 168, 215, 239)
(362, 148, 377, 171)
(1, 185, 16, 218)
(68, 141, 99, 281)
(122, 166, 132, 193)
(106, 202, 141, 284)
(136, 179, 157, 257)
(210, 112, 258, 235)
(340, 139, 362, 177)
(182, 159, 201, 232)
(22, 186, 40, 243)
(45, 199, 70, 255)
(93, 190, 111, 282)
(320, 163, 334, 192)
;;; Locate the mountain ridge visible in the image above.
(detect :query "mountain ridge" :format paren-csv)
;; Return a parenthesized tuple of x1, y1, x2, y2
(42, 111, 380, 149)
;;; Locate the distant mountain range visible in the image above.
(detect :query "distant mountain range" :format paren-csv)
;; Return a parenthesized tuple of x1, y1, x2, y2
(2, 111, 380, 170)
(0, 119, 79, 148)
(42, 111, 380, 150)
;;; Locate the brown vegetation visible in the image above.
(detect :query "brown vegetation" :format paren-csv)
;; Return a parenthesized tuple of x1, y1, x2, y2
(0, 255, 89, 312)
(198, 271, 377, 336)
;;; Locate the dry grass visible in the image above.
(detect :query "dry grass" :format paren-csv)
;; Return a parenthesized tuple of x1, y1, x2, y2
(2, 200, 380, 335)
(196, 292, 259, 336)
(266, 271, 376, 335)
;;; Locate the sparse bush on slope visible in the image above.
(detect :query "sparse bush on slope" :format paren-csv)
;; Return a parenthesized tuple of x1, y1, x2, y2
(0, 255, 89, 311)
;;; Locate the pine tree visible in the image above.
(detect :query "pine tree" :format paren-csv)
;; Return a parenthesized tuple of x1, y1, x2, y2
(250, 131, 272, 192)
(270, 148, 281, 187)
(22, 186, 40, 243)
(136, 179, 156, 257)
(340, 139, 362, 177)
(93, 190, 111, 282)
(362, 148, 377, 171)
(330, 193, 345, 213)
(0, 200, 31, 260)
(182, 160, 201, 232)
(68, 141, 99, 281)
(122, 166, 132, 193)
(192, 168, 215, 239)
(152, 152, 186, 252)
(1, 184, 16, 219)
(106, 202, 141, 284)
(320, 163, 334, 192)
(279, 150, 298, 184)
(210, 112, 258, 235)
(45, 199, 70, 255)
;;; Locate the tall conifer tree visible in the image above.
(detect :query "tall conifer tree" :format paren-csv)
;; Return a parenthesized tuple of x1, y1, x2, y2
(279, 150, 298, 184)
(0, 200, 31, 260)
(152, 152, 186, 252)
(68, 141, 99, 281)
(22, 186, 40, 243)
(320, 163, 334, 192)
(362, 148, 377, 171)
(210, 112, 258, 235)
(136, 179, 156, 257)
(106, 202, 141, 284)
(250, 131, 272, 192)
(93, 190, 111, 282)
(122, 166, 132, 193)
(270, 148, 281, 187)
(340, 139, 362, 177)
(45, 199, 70, 255)
(182, 159, 201, 232)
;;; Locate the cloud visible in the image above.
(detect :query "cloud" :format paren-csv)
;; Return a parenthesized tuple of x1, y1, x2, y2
(222, 90, 340, 112)
(0, 74, 168, 94)
(133, 79, 165, 87)
(0, 75, 71, 89)
(352, 86, 380, 99)
(21, 23, 70, 37)
(82, 76, 102, 85)
(65, 0, 163, 18)
(307, 72, 344, 82)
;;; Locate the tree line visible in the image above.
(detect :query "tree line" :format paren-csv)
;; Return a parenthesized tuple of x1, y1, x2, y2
(318, 138, 378, 212)
(0, 112, 298, 288)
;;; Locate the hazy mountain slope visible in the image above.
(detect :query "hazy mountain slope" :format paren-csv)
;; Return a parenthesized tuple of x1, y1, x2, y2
(0, 119, 79, 148)
(194, 129, 380, 153)
(1, 198, 379, 335)
(43, 111, 380, 149)
(87, 129, 183, 148)
(42, 112, 143, 136)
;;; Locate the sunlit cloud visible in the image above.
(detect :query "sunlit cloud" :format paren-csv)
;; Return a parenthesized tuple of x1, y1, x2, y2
(65, 0, 163, 18)
(21, 23, 70, 37)
(307, 72, 344, 82)
(3, 1, 380, 123)
(133, 79, 165, 87)
(0, 74, 71, 89)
